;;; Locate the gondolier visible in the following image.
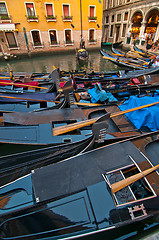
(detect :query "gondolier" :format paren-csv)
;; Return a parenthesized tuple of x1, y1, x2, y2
(80, 35, 85, 49)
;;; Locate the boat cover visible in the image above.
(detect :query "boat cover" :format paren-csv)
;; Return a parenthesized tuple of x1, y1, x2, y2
(119, 95, 159, 131)
(32, 140, 146, 202)
(87, 84, 117, 103)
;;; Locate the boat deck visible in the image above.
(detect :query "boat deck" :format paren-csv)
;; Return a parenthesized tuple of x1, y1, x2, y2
(32, 140, 149, 202)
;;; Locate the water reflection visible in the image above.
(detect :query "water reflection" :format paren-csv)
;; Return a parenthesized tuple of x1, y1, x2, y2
(0, 50, 120, 73)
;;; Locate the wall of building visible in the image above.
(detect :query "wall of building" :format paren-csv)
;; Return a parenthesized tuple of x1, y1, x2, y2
(102, 0, 159, 46)
(0, 0, 103, 57)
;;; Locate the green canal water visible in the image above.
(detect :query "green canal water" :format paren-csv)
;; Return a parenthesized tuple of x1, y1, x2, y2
(0, 49, 120, 73)
(0, 49, 158, 240)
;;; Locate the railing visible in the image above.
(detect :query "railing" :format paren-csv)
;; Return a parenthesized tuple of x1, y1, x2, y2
(88, 16, 97, 21)
(0, 15, 12, 23)
(26, 15, 39, 22)
(0, 15, 11, 20)
(46, 15, 57, 21)
(62, 16, 73, 21)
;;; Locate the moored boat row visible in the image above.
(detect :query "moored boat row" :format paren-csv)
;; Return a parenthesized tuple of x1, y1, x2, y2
(0, 48, 159, 239)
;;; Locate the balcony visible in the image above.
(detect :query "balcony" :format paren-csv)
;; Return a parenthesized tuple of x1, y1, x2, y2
(26, 15, 39, 22)
(46, 15, 57, 22)
(0, 15, 11, 23)
(62, 16, 72, 22)
(88, 16, 97, 22)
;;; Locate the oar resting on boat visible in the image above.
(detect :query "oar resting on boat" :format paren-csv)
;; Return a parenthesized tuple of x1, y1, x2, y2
(52, 101, 159, 136)
(111, 164, 159, 193)
(100, 50, 150, 70)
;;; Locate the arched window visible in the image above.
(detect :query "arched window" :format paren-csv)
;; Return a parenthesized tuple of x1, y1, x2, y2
(131, 11, 143, 39)
(145, 9, 159, 39)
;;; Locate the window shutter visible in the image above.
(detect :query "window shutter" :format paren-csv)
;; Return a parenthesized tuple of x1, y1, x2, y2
(63, 5, 69, 17)
(26, 3, 34, 8)
(46, 4, 53, 16)
(90, 6, 94, 17)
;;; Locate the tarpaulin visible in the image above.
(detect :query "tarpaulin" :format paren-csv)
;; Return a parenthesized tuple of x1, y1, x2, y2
(119, 95, 159, 131)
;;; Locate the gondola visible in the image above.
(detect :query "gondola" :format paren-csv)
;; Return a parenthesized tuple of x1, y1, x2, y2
(76, 48, 89, 61)
(102, 76, 159, 100)
(133, 45, 157, 58)
(0, 134, 94, 187)
(0, 69, 59, 94)
(101, 40, 123, 48)
(111, 46, 151, 62)
(1, 106, 105, 125)
(0, 68, 60, 93)
(0, 70, 53, 84)
(72, 68, 159, 85)
(100, 49, 156, 70)
(0, 97, 66, 113)
(1, 99, 159, 156)
(60, 69, 86, 78)
(0, 131, 158, 240)
(0, 107, 111, 156)
(0, 79, 74, 112)
(2, 79, 159, 118)
(0, 90, 64, 112)
(0, 121, 93, 156)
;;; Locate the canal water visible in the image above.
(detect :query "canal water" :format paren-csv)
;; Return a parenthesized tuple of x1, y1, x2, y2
(0, 49, 120, 73)
(0, 49, 158, 240)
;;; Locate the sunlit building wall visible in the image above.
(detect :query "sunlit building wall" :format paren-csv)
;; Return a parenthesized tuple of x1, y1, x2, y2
(0, 0, 103, 56)
(102, 0, 159, 45)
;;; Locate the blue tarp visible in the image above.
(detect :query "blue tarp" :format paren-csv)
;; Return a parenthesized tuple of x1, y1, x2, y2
(87, 84, 117, 103)
(119, 95, 159, 131)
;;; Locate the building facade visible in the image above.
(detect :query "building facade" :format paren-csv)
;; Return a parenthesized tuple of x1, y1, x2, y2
(102, 0, 159, 45)
(0, 0, 103, 56)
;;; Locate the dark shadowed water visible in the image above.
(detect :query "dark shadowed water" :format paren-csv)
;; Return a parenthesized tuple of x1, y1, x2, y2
(0, 49, 158, 239)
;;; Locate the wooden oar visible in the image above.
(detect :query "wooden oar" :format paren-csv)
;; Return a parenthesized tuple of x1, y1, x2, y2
(74, 102, 103, 106)
(53, 101, 159, 136)
(103, 56, 148, 69)
(111, 164, 159, 194)
(0, 95, 102, 106)
(0, 81, 48, 90)
(112, 51, 149, 64)
(111, 101, 159, 118)
(134, 49, 154, 57)
(0, 94, 59, 103)
(0, 76, 48, 80)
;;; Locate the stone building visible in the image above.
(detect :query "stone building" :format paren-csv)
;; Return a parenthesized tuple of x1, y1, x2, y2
(102, 0, 159, 45)
(0, 0, 103, 57)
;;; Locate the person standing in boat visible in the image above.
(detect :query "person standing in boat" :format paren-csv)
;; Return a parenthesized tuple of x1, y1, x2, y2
(126, 30, 131, 44)
(80, 35, 85, 49)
